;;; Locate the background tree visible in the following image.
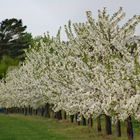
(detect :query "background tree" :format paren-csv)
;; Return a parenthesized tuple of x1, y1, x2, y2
(0, 18, 32, 78)
(0, 18, 32, 60)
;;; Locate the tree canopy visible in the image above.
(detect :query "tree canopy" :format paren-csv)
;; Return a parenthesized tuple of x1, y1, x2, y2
(0, 18, 32, 78)
(0, 18, 32, 60)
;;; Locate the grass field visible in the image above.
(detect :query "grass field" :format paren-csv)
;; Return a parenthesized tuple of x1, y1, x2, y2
(0, 114, 139, 140)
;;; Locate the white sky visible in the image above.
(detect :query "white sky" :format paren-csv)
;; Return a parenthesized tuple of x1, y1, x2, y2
(0, 0, 140, 39)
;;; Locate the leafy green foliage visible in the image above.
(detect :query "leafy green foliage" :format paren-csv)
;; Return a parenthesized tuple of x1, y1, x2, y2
(0, 18, 32, 60)
(0, 55, 19, 78)
(0, 18, 33, 78)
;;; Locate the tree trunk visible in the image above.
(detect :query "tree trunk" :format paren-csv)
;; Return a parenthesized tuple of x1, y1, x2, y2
(22, 108, 24, 114)
(30, 107, 33, 115)
(19, 108, 22, 114)
(105, 115, 112, 135)
(56, 110, 62, 120)
(28, 106, 31, 115)
(75, 114, 78, 122)
(97, 116, 102, 132)
(63, 111, 67, 120)
(41, 107, 44, 116)
(44, 103, 50, 118)
(51, 111, 55, 119)
(116, 120, 121, 137)
(126, 116, 134, 140)
(88, 117, 93, 127)
(24, 107, 27, 116)
(82, 115, 86, 126)
(70, 115, 74, 123)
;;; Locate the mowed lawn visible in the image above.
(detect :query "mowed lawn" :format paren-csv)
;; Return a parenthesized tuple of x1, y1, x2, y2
(0, 114, 139, 140)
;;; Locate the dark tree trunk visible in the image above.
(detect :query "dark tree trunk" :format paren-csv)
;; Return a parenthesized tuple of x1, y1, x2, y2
(75, 114, 78, 122)
(116, 120, 121, 137)
(19, 108, 22, 113)
(97, 116, 102, 132)
(24, 107, 27, 116)
(88, 117, 93, 127)
(105, 115, 112, 135)
(28, 106, 31, 115)
(82, 116, 86, 126)
(17, 108, 19, 113)
(63, 111, 67, 120)
(126, 116, 134, 140)
(39, 108, 42, 116)
(78, 121, 80, 125)
(41, 107, 44, 116)
(70, 115, 74, 123)
(38, 108, 41, 116)
(30, 107, 33, 115)
(56, 110, 62, 120)
(44, 103, 50, 118)
(22, 108, 24, 114)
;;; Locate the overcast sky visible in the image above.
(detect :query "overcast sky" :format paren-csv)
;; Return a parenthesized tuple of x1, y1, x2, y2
(0, 0, 140, 38)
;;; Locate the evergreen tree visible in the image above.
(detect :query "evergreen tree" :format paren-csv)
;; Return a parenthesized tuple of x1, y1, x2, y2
(0, 18, 32, 60)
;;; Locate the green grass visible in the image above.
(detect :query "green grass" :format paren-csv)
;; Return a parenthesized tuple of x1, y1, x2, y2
(0, 114, 139, 140)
